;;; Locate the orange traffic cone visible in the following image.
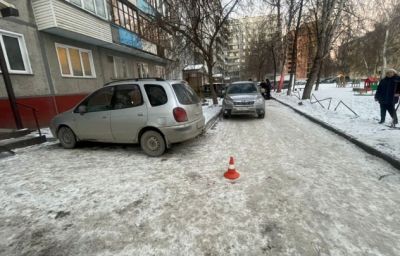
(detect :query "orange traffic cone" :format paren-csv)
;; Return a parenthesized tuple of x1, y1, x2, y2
(224, 156, 240, 180)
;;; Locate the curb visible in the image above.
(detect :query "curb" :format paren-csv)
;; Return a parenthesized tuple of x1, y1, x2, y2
(273, 97, 400, 171)
(205, 107, 222, 131)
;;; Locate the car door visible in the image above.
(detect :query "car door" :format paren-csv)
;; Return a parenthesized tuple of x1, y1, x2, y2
(74, 86, 114, 142)
(110, 84, 148, 143)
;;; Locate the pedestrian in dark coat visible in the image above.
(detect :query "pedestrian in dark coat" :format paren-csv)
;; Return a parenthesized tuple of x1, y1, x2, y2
(259, 80, 268, 99)
(375, 69, 399, 124)
(265, 79, 272, 100)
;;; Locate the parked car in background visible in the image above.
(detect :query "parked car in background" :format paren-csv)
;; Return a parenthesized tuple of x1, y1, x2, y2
(222, 81, 265, 119)
(50, 78, 205, 156)
(295, 80, 307, 86)
(203, 83, 226, 97)
(320, 77, 336, 83)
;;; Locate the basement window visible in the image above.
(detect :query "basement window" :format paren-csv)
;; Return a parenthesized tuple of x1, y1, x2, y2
(0, 29, 32, 74)
(55, 43, 96, 78)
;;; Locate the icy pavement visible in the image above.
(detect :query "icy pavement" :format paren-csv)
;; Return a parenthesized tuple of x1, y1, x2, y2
(273, 84, 400, 162)
(0, 101, 400, 255)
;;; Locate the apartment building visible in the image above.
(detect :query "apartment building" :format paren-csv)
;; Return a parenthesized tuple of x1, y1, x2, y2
(0, 0, 172, 128)
(225, 16, 275, 82)
(285, 24, 316, 80)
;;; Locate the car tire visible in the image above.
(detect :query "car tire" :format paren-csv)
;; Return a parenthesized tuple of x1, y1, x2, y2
(140, 130, 166, 157)
(258, 113, 265, 119)
(223, 110, 231, 119)
(58, 126, 77, 149)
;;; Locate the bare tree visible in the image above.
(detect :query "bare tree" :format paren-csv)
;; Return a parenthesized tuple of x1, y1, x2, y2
(372, 0, 400, 77)
(301, 0, 346, 99)
(264, 0, 303, 92)
(242, 19, 276, 80)
(335, 0, 400, 78)
(287, 0, 305, 95)
(154, 0, 240, 104)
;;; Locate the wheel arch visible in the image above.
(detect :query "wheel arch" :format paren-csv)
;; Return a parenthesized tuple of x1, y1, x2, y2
(138, 126, 169, 148)
(56, 124, 79, 141)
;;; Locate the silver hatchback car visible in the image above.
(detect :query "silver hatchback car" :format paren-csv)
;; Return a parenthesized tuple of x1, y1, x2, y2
(222, 81, 265, 118)
(50, 79, 205, 156)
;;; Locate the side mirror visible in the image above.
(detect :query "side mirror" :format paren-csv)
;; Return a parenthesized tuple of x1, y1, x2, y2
(78, 105, 87, 115)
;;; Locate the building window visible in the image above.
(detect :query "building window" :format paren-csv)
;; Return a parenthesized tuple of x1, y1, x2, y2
(0, 29, 32, 74)
(55, 43, 96, 78)
(66, 0, 107, 19)
(112, 56, 134, 79)
(155, 65, 165, 78)
(137, 63, 149, 78)
(111, 0, 140, 34)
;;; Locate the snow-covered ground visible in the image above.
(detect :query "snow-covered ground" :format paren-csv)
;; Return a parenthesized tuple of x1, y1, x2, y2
(274, 83, 400, 161)
(1, 101, 399, 255)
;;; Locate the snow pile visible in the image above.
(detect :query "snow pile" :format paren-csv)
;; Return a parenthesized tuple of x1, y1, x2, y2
(273, 83, 400, 161)
(202, 98, 222, 124)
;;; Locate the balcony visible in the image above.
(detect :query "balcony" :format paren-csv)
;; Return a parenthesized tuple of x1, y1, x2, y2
(32, 0, 168, 64)
(32, 0, 113, 44)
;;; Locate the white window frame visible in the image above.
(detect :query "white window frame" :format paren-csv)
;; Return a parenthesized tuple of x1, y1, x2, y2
(55, 43, 96, 79)
(0, 29, 32, 75)
(65, 0, 109, 20)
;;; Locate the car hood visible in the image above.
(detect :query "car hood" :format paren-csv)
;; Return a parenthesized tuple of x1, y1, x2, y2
(227, 94, 259, 101)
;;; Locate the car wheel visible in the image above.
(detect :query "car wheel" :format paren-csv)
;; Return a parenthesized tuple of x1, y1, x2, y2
(58, 126, 77, 149)
(258, 113, 265, 119)
(223, 113, 230, 119)
(140, 130, 166, 157)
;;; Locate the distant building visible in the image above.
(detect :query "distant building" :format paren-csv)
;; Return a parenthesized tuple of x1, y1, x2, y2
(285, 24, 317, 80)
(0, 0, 173, 128)
(225, 16, 276, 82)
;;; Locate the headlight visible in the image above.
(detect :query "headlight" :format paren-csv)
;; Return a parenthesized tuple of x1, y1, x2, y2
(255, 97, 264, 104)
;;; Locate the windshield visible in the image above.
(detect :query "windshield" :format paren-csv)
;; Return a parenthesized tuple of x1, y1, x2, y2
(226, 83, 257, 94)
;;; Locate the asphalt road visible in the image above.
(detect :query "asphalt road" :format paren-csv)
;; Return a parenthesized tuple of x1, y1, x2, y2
(0, 100, 399, 255)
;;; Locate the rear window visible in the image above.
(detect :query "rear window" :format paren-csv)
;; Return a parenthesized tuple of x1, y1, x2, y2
(227, 83, 257, 94)
(172, 83, 200, 105)
(144, 84, 168, 106)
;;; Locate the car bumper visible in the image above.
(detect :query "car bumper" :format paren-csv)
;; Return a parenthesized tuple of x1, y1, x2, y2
(224, 105, 265, 115)
(160, 117, 205, 144)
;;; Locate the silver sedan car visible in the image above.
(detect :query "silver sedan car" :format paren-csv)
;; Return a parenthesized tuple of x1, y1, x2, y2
(222, 81, 266, 118)
(50, 79, 205, 156)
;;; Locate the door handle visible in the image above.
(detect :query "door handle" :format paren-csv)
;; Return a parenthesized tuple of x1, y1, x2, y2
(138, 113, 144, 117)
(102, 116, 107, 119)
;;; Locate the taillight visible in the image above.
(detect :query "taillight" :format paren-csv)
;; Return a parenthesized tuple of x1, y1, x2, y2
(173, 107, 188, 122)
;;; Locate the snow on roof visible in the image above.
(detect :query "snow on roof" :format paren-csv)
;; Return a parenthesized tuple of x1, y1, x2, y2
(183, 64, 205, 71)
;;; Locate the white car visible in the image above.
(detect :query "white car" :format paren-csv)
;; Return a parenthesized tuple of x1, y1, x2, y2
(50, 78, 205, 156)
(222, 81, 266, 118)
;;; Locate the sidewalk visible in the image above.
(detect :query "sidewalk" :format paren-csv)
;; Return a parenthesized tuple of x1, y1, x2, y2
(273, 85, 400, 166)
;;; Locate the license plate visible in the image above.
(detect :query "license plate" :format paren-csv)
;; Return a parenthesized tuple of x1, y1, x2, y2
(237, 107, 250, 111)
